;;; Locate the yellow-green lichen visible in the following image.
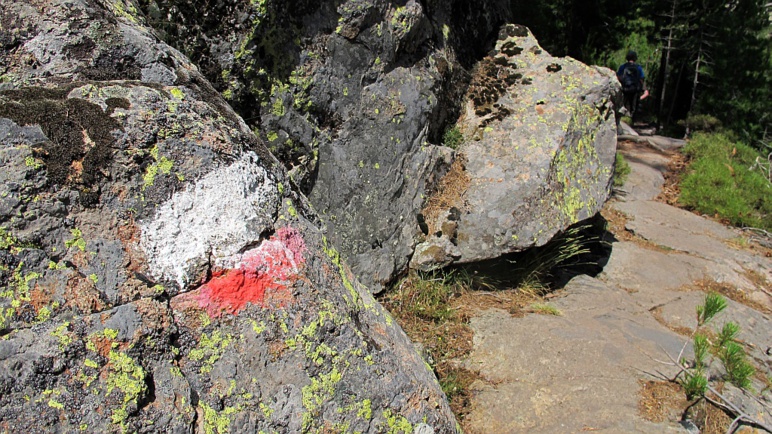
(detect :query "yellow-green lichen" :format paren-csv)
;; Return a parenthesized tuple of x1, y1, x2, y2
(170, 366, 183, 378)
(0, 227, 17, 251)
(65, 228, 86, 252)
(250, 319, 266, 334)
(109, 0, 140, 24)
(200, 401, 240, 434)
(287, 203, 298, 218)
(51, 322, 73, 350)
(271, 98, 285, 117)
(35, 306, 51, 323)
(301, 367, 343, 430)
(169, 87, 185, 100)
(188, 331, 233, 374)
(25, 156, 43, 169)
(106, 349, 146, 429)
(442, 24, 451, 40)
(1, 262, 41, 328)
(142, 145, 174, 190)
(259, 402, 273, 419)
(382, 409, 413, 434)
(322, 238, 360, 308)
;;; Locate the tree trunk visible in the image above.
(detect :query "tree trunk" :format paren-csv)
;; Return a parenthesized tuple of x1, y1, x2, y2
(656, 0, 678, 131)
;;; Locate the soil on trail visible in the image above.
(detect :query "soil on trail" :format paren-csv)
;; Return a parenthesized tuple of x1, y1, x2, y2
(460, 128, 772, 433)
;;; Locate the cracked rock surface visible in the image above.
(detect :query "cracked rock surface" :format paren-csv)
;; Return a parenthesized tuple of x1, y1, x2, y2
(462, 139, 772, 433)
(0, 0, 457, 432)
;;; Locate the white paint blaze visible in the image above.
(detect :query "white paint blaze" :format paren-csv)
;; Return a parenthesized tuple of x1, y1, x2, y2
(139, 152, 280, 289)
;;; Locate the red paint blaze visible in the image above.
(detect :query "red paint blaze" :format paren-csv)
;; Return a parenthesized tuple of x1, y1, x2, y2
(198, 227, 306, 317)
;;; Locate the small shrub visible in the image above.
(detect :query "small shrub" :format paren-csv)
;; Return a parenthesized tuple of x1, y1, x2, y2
(719, 342, 755, 389)
(678, 114, 722, 134)
(679, 132, 772, 231)
(443, 126, 463, 149)
(613, 152, 631, 187)
(681, 293, 756, 395)
(696, 292, 727, 326)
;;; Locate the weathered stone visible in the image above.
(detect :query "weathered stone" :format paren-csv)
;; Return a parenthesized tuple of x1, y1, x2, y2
(136, 0, 516, 291)
(464, 276, 687, 433)
(0, 0, 458, 432)
(416, 24, 619, 266)
(411, 237, 461, 272)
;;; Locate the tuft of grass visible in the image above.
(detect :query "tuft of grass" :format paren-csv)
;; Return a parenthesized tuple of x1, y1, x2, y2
(613, 152, 631, 187)
(528, 303, 562, 316)
(678, 132, 772, 231)
(380, 269, 478, 421)
(387, 269, 469, 323)
(508, 224, 594, 287)
(443, 126, 464, 150)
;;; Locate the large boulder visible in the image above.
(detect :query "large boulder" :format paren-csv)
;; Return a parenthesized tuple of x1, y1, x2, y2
(137, 0, 515, 292)
(412, 25, 619, 270)
(0, 0, 458, 432)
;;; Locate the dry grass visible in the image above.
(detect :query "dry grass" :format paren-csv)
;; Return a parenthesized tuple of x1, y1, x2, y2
(649, 305, 693, 337)
(638, 380, 688, 423)
(601, 204, 680, 253)
(638, 380, 732, 433)
(689, 394, 733, 434)
(422, 154, 470, 234)
(600, 206, 635, 242)
(691, 278, 771, 315)
(380, 270, 561, 429)
(657, 150, 688, 206)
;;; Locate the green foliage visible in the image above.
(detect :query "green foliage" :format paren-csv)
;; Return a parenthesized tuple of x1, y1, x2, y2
(717, 322, 740, 349)
(439, 370, 464, 398)
(613, 152, 631, 187)
(718, 342, 755, 389)
(683, 370, 708, 400)
(692, 333, 709, 370)
(394, 269, 474, 323)
(442, 126, 463, 150)
(678, 114, 722, 134)
(696, 292, 727, 326)
(679, 132, 772, 231)
(682, 293, 756, 396)
(586, 19, 659, 87)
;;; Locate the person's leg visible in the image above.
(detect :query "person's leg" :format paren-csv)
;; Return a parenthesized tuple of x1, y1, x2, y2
(623, 92, 634, 118)
(630, 92, 639, 123)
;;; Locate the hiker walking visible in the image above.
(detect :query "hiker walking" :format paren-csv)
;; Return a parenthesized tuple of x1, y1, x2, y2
(617, 51, 649, 122)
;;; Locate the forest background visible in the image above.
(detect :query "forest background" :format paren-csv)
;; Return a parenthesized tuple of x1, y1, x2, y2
(513, 0, 770, 147)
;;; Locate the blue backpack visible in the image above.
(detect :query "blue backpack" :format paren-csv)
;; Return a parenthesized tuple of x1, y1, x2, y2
(621, 63, 642, 93)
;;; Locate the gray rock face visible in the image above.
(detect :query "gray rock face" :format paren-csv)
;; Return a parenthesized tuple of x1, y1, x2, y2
(0, 0, 457, 432)
(413, 25, 619, 268)
(137, 0, 516, 291)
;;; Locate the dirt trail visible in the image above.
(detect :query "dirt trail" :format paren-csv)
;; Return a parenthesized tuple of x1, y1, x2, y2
(461, 133, 772, 433)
